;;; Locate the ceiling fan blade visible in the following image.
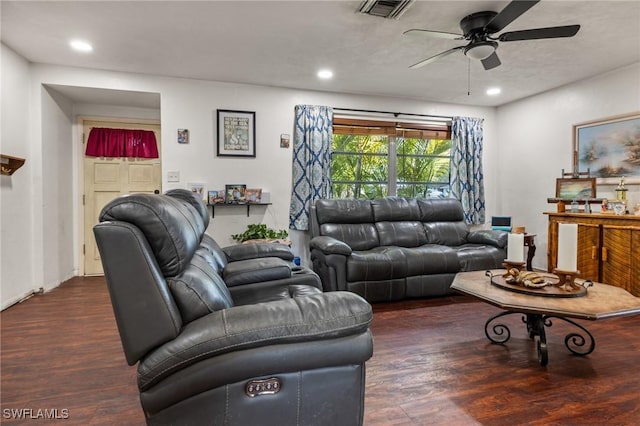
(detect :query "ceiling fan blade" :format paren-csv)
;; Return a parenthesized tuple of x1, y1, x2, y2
(409, 46, 465, 69)
(481, 52, 501, 70)
(498, 25, 580, 42)
(485, 0, 539, 33)
(403, 29, 464, 40)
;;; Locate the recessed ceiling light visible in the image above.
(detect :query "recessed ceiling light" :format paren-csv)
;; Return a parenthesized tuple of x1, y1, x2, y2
(486, 87, 501, 96)
(317, 69, 333, 80)
(70, 39, 93, 53)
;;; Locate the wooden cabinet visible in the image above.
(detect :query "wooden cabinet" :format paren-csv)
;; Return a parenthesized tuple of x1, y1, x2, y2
(545, 212, 640, 296)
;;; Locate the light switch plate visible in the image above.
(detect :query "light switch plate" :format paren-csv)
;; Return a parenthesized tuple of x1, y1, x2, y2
(167, 171, 180, 182)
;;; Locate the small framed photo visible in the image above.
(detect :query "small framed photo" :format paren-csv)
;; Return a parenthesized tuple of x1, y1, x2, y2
(187, 182, 206, 201)
(245, 188, 262, 203)
(225, 184, 246, 204)
(177, 129, 189, 144)
(280, 134, 290, 148)
(217, 110, 256, 157)
(208, 190, 225, 205)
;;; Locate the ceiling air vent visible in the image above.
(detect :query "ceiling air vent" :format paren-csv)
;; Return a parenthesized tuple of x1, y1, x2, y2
(358, 0, 415, 19)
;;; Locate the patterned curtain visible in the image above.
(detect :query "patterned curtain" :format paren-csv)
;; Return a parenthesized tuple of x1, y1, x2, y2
(450, 116, 485, 224)
(289, 105, 333, 231)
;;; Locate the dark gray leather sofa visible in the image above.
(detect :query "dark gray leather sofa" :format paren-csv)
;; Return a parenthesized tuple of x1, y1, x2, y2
(94, 190, 373, 425)
(310, 197, 507, 302)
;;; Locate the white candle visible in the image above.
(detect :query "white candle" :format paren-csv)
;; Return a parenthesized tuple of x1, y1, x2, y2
(507, 233, 525, 263)
(557, 223, 578, 271)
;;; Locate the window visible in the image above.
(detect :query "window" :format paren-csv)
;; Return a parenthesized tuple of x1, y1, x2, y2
(331, 118, 451, 199)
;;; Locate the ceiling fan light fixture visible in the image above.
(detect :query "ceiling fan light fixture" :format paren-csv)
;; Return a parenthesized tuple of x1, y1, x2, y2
(464, 41, 497, 60)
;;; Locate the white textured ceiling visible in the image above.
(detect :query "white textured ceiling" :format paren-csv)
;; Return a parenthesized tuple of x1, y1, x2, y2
(2, 0, 640, 107)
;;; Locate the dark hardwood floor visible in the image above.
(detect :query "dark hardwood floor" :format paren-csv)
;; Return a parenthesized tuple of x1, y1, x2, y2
(1, 276, 639, 425)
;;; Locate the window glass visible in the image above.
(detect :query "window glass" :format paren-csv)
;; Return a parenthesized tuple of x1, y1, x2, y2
(331, 134, 388, 199)
(396, 138, 451, 198)
(330, 126, 451, 199)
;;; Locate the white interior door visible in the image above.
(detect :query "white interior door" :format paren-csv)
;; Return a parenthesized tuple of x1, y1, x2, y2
(83, 119, 161, 275)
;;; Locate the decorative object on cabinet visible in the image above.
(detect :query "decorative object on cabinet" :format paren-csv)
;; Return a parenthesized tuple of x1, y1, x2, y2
(556, 177, 596, 199)
(544, 211, 640, 296)
(547, 169, 602, 212)
(177, 128, 189, 144)
(0, 154, 25, 176)
(216, 109, 256, 157)
(225, 184, 246, 203)
(187, 182, 206, 201)
(573, 112, 640, 183)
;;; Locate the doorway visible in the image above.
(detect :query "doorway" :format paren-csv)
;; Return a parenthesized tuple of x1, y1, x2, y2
(82, 119, 161, 275)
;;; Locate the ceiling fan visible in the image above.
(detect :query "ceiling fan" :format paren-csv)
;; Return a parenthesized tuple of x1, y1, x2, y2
(404, 0, 580, 70)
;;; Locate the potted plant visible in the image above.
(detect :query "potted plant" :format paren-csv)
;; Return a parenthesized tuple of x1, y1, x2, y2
(231, 224, 289, 244)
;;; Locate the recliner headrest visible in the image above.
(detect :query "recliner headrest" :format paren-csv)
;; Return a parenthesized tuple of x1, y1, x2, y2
(99, 194, 205, 277)
(165, 188, 210, 229)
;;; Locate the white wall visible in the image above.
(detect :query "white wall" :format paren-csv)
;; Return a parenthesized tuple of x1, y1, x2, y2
(0, 46, 507, 309)
(1, 44, 35, 308)
(18, 62, 494, 279)
(496, 63, 640, 270)
(40, 86, 75, 288)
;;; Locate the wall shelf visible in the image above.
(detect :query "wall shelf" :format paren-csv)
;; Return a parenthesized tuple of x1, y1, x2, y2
(208, 203, 271, 218)
(1, 154, 26, 176)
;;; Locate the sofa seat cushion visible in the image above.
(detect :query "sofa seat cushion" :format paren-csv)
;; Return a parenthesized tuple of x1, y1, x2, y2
(347, 247, 407, 281)
(400, 245, 460, 275)
(453, 244, 506, 271)
(138, 292, 373, 390)
(223, 257, 291, 287)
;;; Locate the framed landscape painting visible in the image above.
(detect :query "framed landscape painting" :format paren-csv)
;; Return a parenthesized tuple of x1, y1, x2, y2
(573, 112, 640, 183)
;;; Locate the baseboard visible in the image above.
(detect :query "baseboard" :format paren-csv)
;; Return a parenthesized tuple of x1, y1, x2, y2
(1, 288, 40, 311)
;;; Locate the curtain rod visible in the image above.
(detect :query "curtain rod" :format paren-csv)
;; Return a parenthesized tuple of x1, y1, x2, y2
(332, 107, 452, 121)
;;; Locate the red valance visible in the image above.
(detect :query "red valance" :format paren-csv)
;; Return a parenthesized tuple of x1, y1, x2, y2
(85, 127, 159, 158)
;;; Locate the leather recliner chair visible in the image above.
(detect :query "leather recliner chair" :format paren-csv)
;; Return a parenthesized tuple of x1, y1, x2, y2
(163, 189, 324, 305)
(94, 191, 373, 425)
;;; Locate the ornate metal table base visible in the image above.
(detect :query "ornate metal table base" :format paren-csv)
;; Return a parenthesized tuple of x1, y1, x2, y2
(484, 311, 595, 366)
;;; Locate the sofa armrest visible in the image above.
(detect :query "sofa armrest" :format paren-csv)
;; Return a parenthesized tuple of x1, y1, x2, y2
(138, 291, 372, 390)
(310, 236, 352, 256)
(223, 242, 294, 262)
(467, 229, 508, 248)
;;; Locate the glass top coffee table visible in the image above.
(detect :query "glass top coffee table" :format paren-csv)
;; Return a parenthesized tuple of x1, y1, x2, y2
(451, 270, 640, 366)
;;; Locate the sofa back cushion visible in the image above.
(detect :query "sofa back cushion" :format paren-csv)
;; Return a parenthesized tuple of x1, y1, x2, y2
(314, 199, 379, 250)
(372, 198, 427, 247)
(422, 221, 470, 246)
(417, 199, 469, 246)
(417, 198, 465, 222)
